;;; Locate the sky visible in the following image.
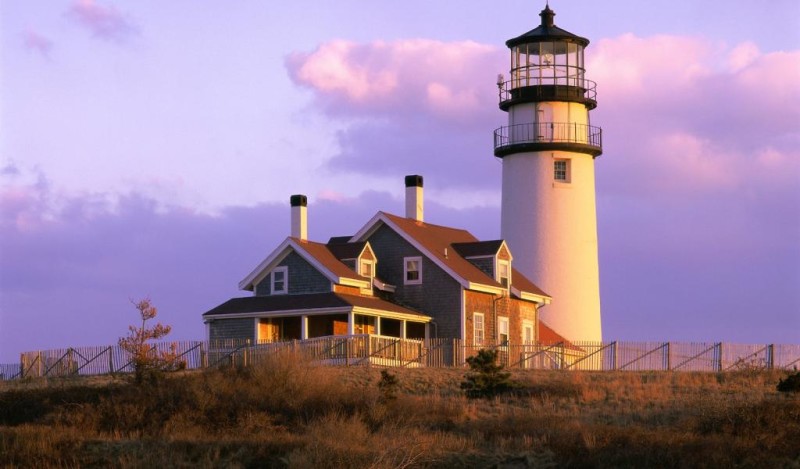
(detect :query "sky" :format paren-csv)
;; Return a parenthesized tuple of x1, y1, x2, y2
(1, 1, 798, 362)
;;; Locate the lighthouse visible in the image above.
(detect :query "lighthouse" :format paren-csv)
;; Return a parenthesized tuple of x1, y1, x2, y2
(494, 5, 603, 342)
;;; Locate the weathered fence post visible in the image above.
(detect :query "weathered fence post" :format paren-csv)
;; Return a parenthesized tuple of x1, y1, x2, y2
(716, 343, 723, 372)
(611, 341, 617, 371)
(199, 342, 207, 369)
(108, 347, 115, 374)
(37, 351, 43, 377)
(665, 342, 671, 371)
(766, 344, 774, 370)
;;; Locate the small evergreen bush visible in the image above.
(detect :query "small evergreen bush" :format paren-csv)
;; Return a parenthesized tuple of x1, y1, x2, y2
(378, 369, 399, 402)
(777, 371, 800, 393)
(461, 349, 514, 399)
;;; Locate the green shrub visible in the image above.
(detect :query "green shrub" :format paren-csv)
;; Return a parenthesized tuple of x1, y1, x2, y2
(461, 349, 514, 399)
(777, 371, 800, 393)
(377, 369, 399, 403)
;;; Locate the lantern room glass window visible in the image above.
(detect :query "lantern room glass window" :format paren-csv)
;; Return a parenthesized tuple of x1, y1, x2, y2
(510, 42, 585, 89)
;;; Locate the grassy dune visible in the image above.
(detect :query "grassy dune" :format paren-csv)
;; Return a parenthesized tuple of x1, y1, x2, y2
(1, 356, 798, 468)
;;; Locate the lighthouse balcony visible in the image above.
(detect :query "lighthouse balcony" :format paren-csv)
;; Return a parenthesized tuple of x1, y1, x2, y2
(494, 122, 603, 158)
(498, 78, 597, 111)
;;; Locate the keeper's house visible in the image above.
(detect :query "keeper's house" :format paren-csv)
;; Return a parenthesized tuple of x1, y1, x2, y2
(202, 176, 567, 347)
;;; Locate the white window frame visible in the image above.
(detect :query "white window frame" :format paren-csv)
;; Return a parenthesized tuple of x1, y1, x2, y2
(498, 316, 510, 345)
(359, 259, 374, 280)
(473, 312, 485, 346)
(554, 159, 570, 182)
(403, 256, 422, 285)
(271, 266, 288, 295)
(497, 260, 511, 288)
(522, 320, 535, 344)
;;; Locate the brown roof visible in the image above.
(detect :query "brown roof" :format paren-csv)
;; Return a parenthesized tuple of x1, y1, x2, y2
(203, 292, 430, 320)
(289, 238, 369, 283)
(510, 267, 549, 297)
(538, 321, 583, 352)
(381, 212, 502, 288)
(380, 212, 548, 299)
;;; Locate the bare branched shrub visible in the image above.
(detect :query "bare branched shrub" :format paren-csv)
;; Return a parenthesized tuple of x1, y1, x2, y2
(118, 298, 182, 384)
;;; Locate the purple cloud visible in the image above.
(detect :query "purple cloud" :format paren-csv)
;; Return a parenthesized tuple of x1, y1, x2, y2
(286, 34, 799, 198)
(66, 0, 138, 42)
(23, 30, 54, 57)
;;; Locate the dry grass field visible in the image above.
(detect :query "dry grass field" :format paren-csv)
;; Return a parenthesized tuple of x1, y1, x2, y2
(1, 355, 798, 468)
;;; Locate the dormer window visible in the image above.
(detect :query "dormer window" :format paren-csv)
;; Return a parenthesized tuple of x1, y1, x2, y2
(404, 257, 422, 285)
(360, 259, 374, 280)
(498, 260, 510, 288)
(271, 266, 288, 295)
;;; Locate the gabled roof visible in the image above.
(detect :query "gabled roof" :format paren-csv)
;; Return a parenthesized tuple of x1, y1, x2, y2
(351, 212, 550, 303)
(238, 237, 370, 291)
(510, 267, 548, 299)
(203, 292, 431, 322)
(539, 320, 571, 345)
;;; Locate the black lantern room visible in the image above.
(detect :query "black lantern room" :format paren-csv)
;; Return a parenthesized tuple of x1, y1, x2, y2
(498, 5, 596, 111)
(494, 4, 602, 158)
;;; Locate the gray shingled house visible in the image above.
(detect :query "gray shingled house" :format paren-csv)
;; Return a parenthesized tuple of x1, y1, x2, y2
(202, 176, 566, 349)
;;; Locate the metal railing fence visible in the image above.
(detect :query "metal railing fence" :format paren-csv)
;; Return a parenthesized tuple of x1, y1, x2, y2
(2, 337, 798, 380)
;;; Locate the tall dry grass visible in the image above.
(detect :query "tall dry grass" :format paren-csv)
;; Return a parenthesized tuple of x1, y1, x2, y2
(1, 356, 798, 468)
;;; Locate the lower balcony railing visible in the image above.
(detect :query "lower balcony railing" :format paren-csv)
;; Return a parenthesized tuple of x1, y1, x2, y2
(493, 122, 602, 157)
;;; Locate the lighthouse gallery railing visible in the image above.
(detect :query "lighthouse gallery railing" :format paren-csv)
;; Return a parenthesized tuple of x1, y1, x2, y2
(494, 122, 602, 151)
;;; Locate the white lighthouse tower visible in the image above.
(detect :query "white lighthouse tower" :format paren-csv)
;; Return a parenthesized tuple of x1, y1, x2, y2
(495, 5, 603, 342)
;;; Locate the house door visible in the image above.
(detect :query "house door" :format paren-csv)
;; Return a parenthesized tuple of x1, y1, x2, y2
(258, 320, 280, 343)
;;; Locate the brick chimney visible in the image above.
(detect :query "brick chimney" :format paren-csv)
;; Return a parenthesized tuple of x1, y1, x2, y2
(290, 194, 307, 240)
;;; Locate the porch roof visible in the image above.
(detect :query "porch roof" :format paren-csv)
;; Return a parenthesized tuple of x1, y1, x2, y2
(203, 292, 431, 322)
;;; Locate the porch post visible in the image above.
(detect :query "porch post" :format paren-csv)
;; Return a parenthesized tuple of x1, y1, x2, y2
(400, 320, 407, 339)
(375, 317, 381, 336)
(347, 311, 355, 335)
(301, 315, 308, 340)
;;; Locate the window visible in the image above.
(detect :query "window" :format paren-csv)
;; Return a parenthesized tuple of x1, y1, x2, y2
(497, 260, 510, 288)
(354, 315, 376, 335)
(554, 159, 569, 182)
(271, 266, 288, 294)
(473, 313, 485, 346)
(522, 320, 534, 344)
(404, 256, 422, 285)
(498, 316, 509, 345)
(360, 260, 374, 279)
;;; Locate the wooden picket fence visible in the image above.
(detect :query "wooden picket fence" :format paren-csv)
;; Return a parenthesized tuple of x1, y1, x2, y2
(2, 337, 799, 380)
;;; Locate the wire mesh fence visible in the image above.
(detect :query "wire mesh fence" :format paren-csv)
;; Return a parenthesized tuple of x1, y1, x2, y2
(2, 337, 799, 380)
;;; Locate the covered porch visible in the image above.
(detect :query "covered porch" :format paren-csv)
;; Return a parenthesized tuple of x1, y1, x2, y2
(256, 310, 429, 344)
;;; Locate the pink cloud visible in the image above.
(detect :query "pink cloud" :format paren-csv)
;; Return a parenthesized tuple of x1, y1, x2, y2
(23, 30, 54, 57)
(66, 0, 137, 42)
(286, 39, 500, 120)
